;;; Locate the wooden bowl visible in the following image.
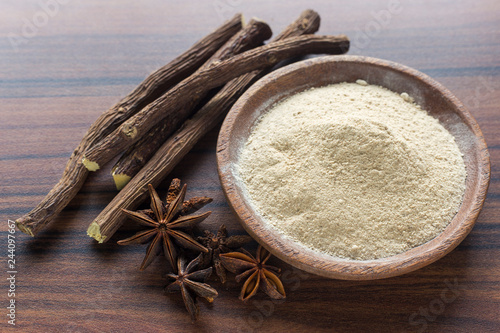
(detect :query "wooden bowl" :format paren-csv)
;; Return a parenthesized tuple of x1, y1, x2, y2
(216, 55, 490, 280)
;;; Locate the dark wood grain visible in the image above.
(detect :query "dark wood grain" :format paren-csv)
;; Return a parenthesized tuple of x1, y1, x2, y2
(217, 55, 490, 280)
(1, 1, 499, 332)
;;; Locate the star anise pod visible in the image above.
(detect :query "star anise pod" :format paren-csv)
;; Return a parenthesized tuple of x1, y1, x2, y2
(220, 245, 286, 301)
(165, 254, 218, 322)
(117, 179, 212, 270)
(197, 224, 253, 283)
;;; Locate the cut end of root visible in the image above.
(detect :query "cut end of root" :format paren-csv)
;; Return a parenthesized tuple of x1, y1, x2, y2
(16, 222, 34, 237)
(112, 172, 132, 191)
(240, 13, 246, 27)
(82, 157, 100, 172)
(87, 221, 106, 243)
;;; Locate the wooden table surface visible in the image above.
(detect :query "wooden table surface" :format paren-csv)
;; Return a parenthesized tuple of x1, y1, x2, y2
(1, 1, 499, 332)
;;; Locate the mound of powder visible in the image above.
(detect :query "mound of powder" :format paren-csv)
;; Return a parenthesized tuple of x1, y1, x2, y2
(237, 82, 466, 260)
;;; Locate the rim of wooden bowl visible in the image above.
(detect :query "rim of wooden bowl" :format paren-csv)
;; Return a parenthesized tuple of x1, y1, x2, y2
(216, 55, 491, 280)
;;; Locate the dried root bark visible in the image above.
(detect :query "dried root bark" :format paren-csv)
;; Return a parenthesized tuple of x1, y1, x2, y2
(15, 15, 243, 236)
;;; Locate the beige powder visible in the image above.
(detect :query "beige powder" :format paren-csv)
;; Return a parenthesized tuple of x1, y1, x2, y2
(237, 82, 466, 260)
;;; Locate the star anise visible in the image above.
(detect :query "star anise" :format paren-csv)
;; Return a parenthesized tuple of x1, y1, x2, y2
(197, 224, 253, 283)
(117, 179, 212, 270)
(220, 245, 286, 301)
(165, 254, 218, 322)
